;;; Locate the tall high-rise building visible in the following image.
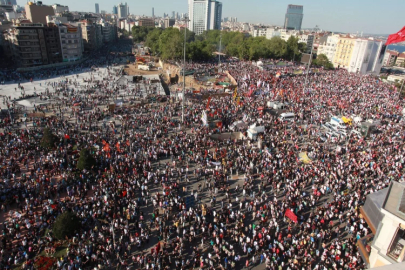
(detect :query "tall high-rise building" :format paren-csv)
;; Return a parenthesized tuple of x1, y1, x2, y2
(112, 5, 118, 15)
(117, 2, 128, 18)
(284, 4, 303, 30)
(152, 7, 154, 18)
(164, 18, 175, 29)
(188, 0, 222, 35)
(1, 0, 17, 5)
(172, 11, 175, 19)
(95, 3, 99, 14)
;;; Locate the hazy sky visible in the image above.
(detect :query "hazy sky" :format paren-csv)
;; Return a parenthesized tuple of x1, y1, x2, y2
(46, 0, 404, 34)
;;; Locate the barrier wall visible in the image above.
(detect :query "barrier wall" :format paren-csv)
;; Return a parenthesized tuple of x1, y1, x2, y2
(210, 132, 245, 141)
(16, 58, 87, 72)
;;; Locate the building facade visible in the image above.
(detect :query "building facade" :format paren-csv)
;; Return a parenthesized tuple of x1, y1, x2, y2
(317, 34, 339, 62)
(79, 20, 102, 52)
(383, 50, 399, 67)
(209, 0, 222, 31)
(118, 2, 128, 18)
(348, 38, 384, 74)
(164, 18, 175, 29)
(284, 4, 303, 31)
(333, 35, 356, 69)
(112, 5, 118, 15)
(7, 22, 62, 67)
(360, 181, 405, 268)
(138, 18, 154, 27)
(43, 22, 62, 64)
(99, 21, 117, 43)
(52, 4, 69, 15)
(25, 2, 55, 24)
(253, 28, 267, 38)
(333, 35, 384, 74)
(188, 0, 222, 35)
(58, 23, 83, 62)
(95, 3, 99, 14)
(396, 53, 405, 67)
(298, 34, 314, 53)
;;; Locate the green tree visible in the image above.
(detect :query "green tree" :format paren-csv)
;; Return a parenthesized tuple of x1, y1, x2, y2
(41, 128, 58, 149)
(132, 26, 155, 43)
(52, 211, 81, 240)
(159, 27, 183, 60)
(77, 148, 96, 170)
(187, 40, 214, 61)
(312, 54, 334, 69)
(238, 40, 250, 60)
(298, 42, 307, 53)
(286, 36, 300, 61)
(145, 28, 163, 54)
(267, 37, 287, 59)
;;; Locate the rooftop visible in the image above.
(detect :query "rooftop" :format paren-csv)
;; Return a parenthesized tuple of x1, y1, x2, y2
(386, 50, 400, 56)
(383, 181, 405, 220)
(361, 186, 388, 232)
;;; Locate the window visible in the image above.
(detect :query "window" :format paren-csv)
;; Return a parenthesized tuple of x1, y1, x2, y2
(387, 227, 405, 261)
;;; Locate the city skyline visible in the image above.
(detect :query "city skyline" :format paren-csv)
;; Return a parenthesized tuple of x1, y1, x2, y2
(40, 0, 404, 34)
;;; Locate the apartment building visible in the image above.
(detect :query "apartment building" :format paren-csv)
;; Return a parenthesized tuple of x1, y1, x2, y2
(383, 50, 399, 67)
(79, 20, 102, 52)
(333, 35, 356, 68)
(6, 22, 63, 68)
(58, 23, 83, 62)
(138, 18, 155, 27)
(298, 34, 314, 53)
(317, 34, 339, 62)
(25, 2, 55, 24)
(396, 53, 405, 67)
(99, 21, 117, 43)
(348, 38, 384, 74)
(164, 18, 175, 29)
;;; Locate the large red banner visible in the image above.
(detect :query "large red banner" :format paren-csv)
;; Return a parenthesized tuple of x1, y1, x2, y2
(285, 208, 298, 223)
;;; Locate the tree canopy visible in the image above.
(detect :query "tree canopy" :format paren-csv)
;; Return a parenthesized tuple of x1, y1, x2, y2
(312, 54, 334, 70)
(52, 211, 81, 240)
(41, 128, 58, 149)
(131, 26, 155, 43)
(136, 26, 309, 62)
(77, 148, 96, 171)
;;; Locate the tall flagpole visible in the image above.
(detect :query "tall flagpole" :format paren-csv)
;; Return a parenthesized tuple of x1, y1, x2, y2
(182, 17, 188, 124)
(303, 43, 314, 95)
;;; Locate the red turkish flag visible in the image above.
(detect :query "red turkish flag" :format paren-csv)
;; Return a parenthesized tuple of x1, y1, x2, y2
(386, 26, 405, 45)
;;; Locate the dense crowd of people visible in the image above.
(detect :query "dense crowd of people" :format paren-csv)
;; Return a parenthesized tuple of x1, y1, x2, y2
(0, 43, 404, 270)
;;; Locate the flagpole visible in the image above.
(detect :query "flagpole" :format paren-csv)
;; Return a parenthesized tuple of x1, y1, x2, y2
(400, 78, 405, 98)
(303, 44, 314, 96)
